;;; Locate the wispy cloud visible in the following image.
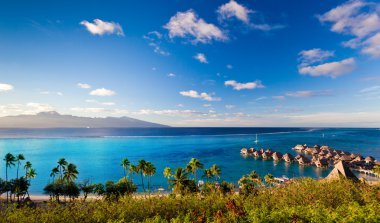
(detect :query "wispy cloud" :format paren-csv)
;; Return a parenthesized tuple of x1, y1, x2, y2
(298, 48, 334, 65)
(85, 99, 115, 106)
(0, 83, 14, 92)
(318, 0, 380, 57)
(225, 80, 264, 90)
(167, 73, 176, 77)
(143, 31, 170, 56)
(179, 90, 221, 101)
(194, 53, 208, 63)
(286, 90, 332, 97)
(80, 19, 124, 36)
(358, 85, 380, 99)
(164, 10, 227, 44)
(90, 88, 116, 96)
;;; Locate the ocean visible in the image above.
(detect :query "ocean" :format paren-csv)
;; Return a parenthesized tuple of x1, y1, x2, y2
(0, 127, 379, 194)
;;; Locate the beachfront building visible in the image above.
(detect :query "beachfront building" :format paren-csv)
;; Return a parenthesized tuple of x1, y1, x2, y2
(262, 152, 272, 159)
(325, 161, 359, 182)
(365, 156, 375, 166)
(253, 150, 262, 157)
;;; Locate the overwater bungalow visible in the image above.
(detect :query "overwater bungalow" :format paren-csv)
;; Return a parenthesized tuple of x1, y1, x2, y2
(320, 145, 330, 151)
(265, 149, 274, 155)
(365, 156, 375, 166)
(311, 156, 318, 163)
(259, 148, 265, 153)
(311, 148, 320, 155)
(293, 144, 305, 151)
(314, 158, 329, 168)
(240, 148, 248, 156)
(333, 154, 341, 160)
(340, 151, 351, 156)
(298, 156, 311, 165)
(272, 152, 283, 161)
(283, 153, 294, 163)
(350, 153, 361, 159)
(253, 150, 262, 157)
(249, 148, 256, 154)
(295, 154, 303, 160)
(304, 147, 313, 154)
(340, 155, 353, 162)
(262, 152, 272, 159)
(334, 149, 342, 154)
(318, 150, 327, 156)
(313, 144, 321, 149)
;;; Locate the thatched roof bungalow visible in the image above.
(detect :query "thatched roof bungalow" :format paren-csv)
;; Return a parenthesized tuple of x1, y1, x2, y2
(325, 161, 359, 182)
(262, 152, 272, 159)
(293, 144, 305, 151)
(253, 151, 262, 157)
(283, 153, 294, 163)
(240, 148, 248, 155)
(249, 148, 256, 154)
(340, 155, 353, 162)
(365, 156, 375, 165)
(298, 156, 311, 165)
(315, 158, 329, 168)
(272, 152, 283, 161)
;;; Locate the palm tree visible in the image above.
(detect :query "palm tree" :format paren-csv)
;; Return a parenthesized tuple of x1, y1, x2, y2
(63, 163, 79, 183)
(137, 160, 147, 192)
(144, 162, 156, 195)
(57, 158, 68, 180)
(120, 158, 130, 180)
(50, 167, 60, 181)
(264, 173, 275, 186)
(26, 168, 37, 180)
(169, 167, 190, 194)
(210, 164, 221, 181)
(186, 158, 203, 183)
(203, 169, 213, 182)
(15, 154, 25, 179)
(4, 153, 16, 202)
(24, 161, 32, 177)
(373, 165, 380, 175)
(163, 167, 172, 189)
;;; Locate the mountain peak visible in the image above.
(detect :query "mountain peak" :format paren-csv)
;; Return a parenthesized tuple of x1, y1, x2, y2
(37, 111, 61, 116)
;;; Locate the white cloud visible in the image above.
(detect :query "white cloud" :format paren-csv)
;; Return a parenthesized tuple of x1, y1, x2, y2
(272, 96, 285, 100)
(224, 80, 265, 90)
(90, 88, 116, 96)
(26, 103, 54, 113)
(226, 64, 233, 69)
(77, 83, 91, 89)
(179, 90, 221, 101)
(194, 53, 208, 63)
(225, 104, 235, 109)
(39, 91, 63, 96)
(298, 57, 356, 78)
(80, 19, 124, 36)
(318, 0, 380, 57)
(0, 83, 14, 92)
(298, 48, 334, 65)
(86, 99, 115, 106)
(217, 0, 253, 24)
(167, 73, 176, 77)
(164, 10, 227, 44)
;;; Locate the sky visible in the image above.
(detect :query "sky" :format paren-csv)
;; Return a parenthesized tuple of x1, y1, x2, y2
(1, 0, 380, 127)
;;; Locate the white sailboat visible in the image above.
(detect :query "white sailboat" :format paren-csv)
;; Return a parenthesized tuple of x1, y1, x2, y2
(254, 134, 259, 144)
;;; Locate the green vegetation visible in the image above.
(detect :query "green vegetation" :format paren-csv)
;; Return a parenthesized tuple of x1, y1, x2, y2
(1, 154, 380, 222)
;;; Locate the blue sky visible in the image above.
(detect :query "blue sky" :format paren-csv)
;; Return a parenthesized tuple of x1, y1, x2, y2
(1, 0, 380, 127)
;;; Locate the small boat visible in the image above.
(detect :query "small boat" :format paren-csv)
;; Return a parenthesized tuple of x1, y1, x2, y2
(254, 134, 259, 144)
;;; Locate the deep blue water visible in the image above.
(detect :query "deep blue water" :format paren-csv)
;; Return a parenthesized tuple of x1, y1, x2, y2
(0, 127, 379, 194)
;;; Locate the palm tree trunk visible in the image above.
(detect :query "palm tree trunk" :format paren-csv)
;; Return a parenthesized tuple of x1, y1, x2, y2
(16, 162, 20, 179)
(140, 172, 145, 192)
(6, 166, 8, 203)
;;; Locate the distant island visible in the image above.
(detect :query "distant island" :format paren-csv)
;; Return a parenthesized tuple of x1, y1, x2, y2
(0, 111, 168, 128)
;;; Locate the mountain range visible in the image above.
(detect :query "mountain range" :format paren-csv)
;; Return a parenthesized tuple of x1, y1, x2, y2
(0, 111, 168, 128)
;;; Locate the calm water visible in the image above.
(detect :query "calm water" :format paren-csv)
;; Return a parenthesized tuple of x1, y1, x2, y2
(0, 127, 379, 194)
